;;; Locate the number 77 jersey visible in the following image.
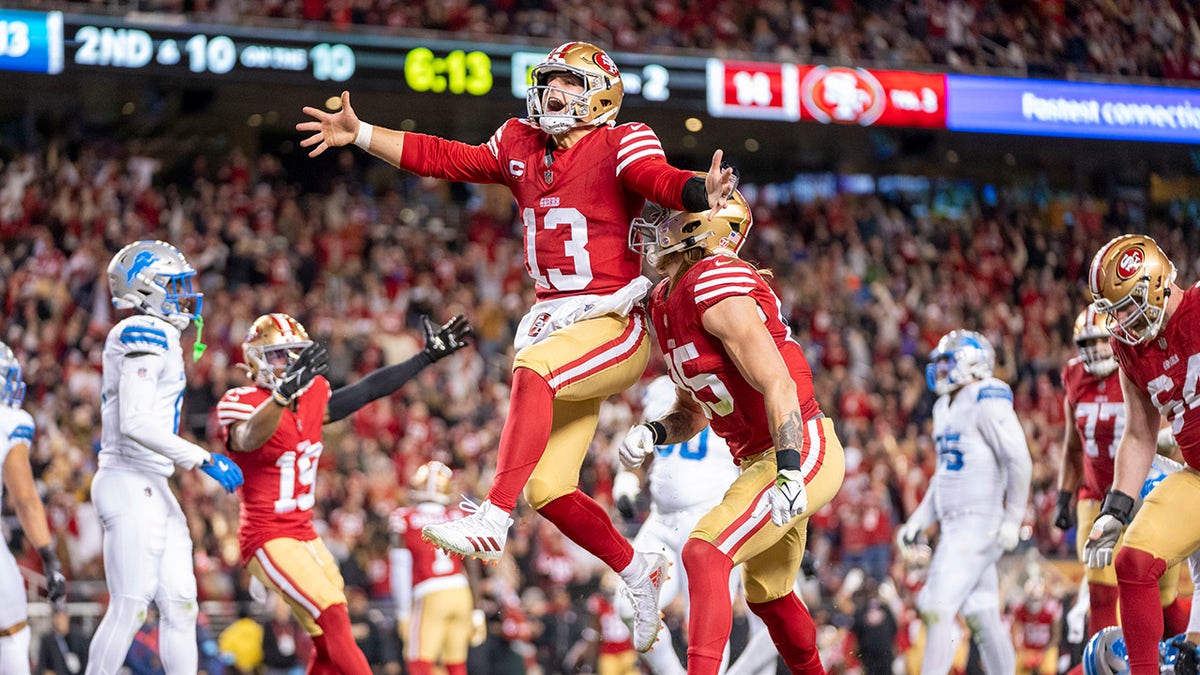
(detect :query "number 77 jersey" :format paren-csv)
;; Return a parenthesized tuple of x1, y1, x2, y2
(216, 378, 331, 564)
(1062, 356, 1124, 501)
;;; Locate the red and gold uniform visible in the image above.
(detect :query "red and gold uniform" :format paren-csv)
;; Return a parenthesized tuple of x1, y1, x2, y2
(588, 593, 637, 675)
(648, 255, 845, 603)
(216, 379, 346, 636)
(1013, 599, 1060, 675)
(390, 503, 473, 672)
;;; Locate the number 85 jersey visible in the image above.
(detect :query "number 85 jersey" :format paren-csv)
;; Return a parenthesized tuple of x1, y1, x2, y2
(217, 377, 330, 563)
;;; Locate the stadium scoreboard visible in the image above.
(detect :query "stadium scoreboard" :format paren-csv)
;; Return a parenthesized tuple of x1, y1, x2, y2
(4, 9, 1199, 143)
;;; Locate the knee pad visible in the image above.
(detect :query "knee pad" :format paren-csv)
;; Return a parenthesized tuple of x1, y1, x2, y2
(158, 596, 199, 627)
(1115, 547, 1167, 585)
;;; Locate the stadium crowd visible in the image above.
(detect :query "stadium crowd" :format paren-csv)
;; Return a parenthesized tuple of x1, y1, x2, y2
(32, 0, 1200, 82)
(2, 133, 1200, 673)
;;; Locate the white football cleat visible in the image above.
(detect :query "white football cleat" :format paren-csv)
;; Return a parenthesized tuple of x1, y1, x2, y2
(421, 498, 513, 564)
(621, 552, 670, 652)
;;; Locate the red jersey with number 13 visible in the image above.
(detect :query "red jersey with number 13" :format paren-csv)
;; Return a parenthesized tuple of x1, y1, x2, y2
(399, 119, 692, 302)
(648, 256, 822, 466)
(217, 378, 330, 563)
(1061, 357, 1123, 500)
(1113, 283, 1200, 470)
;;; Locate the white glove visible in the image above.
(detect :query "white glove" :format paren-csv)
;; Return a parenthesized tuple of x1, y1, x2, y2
(1158, 426, 1179, 452)
(895, 519, 921, 551)
(766, 469, 807, 526)
(613, 470, 641, 505)
(1065, 597, 1088, 643)
(992, 520, 1021, 552)
(619, 424, 655, 470)
(1083, 514, 1125, 569)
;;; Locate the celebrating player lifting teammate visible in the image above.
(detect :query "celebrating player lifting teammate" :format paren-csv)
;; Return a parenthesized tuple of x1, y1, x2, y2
(216, 312, 469, 675)
(299, 40, 737, 652)
(624, 187, 845, 674)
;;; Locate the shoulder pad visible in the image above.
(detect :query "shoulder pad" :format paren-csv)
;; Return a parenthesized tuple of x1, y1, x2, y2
(976, 381, 1013, 402)
(116, 317, 171, 354)
(4, 409, 35, 445)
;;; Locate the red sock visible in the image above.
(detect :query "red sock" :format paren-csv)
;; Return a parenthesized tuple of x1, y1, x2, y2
(312, 604, 372, 675)
(681, 539, 734, 675)
(537, 489, 634, 572)
(446, 664, 467, 675)
(306, 634, 335, 675)
(1164, 596, 1191, 637)
(487, 368, 554, 512)
(1115, 547, 1168, 675)
(747, 592, 825, 675)
(407, 661, 435, 675)
(1088, 582, 1120, 636)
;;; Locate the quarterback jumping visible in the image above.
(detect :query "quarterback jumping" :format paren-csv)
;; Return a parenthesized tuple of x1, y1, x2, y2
(217, 312, 470, 675)
(87, 240, 244, 675)
(0, 343, 66, 675)
(1083, 234, 1200, 675)
(896, 330, 1032, 675)
(628, 189, 845, 674)
(299, 40, 736, 652)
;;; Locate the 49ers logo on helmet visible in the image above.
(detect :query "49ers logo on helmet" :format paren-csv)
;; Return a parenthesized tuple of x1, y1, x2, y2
(1116, 247, 1144, 280)
(593, 51, 619, 77)
(801, 66, 885, 126)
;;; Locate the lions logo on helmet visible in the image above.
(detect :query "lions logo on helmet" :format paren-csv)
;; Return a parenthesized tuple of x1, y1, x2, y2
(1083, 626, 1129, 675)
(1073, 306, 1118, 378)
(242, 314, 313, 389)
(1089, 234, 1177, 346)
(925, 330, 996, 396)
(0, 342, 25, 408)
(628, 178, 753, 268)
(107, 240, 203, 330)
(526, 42, 624, 135)
(410, 461, 453, 505)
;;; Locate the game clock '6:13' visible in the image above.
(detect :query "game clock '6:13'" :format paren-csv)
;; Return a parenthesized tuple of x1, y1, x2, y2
(404, 47, 492, 96)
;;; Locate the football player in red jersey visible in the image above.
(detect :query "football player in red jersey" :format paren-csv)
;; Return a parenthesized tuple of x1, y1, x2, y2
(389, 461, 485, 675)
(1082, 234, 1200, 675)
(298, 41, 738, 652)
(624, 190, 845, 675)
(1012, 578, 1060, 675)
(1057, 307, 1190, 639)
(216, 313, 470, 675)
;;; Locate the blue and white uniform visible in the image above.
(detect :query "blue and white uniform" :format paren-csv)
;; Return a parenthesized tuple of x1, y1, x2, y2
(910, 377, 1032, 675)
(87, 314, 210, 675)
(0, 405, 35, 673)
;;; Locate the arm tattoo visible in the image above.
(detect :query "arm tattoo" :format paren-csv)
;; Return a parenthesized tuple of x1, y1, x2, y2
(776, 410, 803, 453)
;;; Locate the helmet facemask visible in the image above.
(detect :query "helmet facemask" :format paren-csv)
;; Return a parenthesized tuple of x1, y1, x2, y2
(1073, 307, 1118, 377)
(525, 43, 623, 135)
(243, 314, 313, 389)
(628, 187, 753, 269)
(1094, 279, 1169, 346)
(1089, 234, 1176, 346)
(925, 330, 995, 395)
(410, 461, 453, 505)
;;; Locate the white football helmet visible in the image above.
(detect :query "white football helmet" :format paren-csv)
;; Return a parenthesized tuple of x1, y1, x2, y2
(925, 330, 995, 396)
(107, 240, 203, 330)
(526, 42, 624, 135)
(1073, 306, 1118, 378)
(0, 342, 25, 408)
(1082, 626, 1129, 675)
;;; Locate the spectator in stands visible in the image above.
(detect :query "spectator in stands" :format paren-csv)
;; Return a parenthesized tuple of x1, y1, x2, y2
(37, 606, 89, 675)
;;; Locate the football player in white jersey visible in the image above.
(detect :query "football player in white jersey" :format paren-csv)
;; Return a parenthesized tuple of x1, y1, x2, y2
(896, 330, 1032, 675)
(0, 343, 66, 674)
(86, 241, 244, 675)
(614, 376, 774, 675)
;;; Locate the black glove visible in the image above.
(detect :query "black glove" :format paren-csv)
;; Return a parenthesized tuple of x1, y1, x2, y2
(616, 494, 636, 520)
(272, 343, 329, 406)
(39, 546, 66, 602)
(1054, 490, 1076, 531)
(422, 315, 472, 362)
(1174, 637, 1200, 675)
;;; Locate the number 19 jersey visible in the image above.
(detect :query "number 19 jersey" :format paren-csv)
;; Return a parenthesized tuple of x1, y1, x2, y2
(217, 378, 331, 563)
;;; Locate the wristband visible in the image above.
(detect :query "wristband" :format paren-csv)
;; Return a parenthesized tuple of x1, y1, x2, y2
(776, 449, 802, 472)
(1099, 488, 1136, 525)
(1056, 490, 1073, 507)
(354, 122, 374, 150)
(38, 545, 55, 564)
(644, 421, 667, 445)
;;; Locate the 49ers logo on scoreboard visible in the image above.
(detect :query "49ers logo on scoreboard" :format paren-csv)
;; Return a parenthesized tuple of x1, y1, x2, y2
(801, 66, 885, 125)
(1117, 247, 1145, 280)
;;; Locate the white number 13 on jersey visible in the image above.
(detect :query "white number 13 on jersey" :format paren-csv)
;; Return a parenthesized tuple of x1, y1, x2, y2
(275, 441, 323, 514)
(523, 207, 593, 292)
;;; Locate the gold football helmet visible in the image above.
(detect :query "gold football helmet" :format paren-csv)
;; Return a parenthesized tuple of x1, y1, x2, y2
(628, 178, 753, 267)
(410, 461, 453, 505)
(243, 313, 313, 388)
(1088, 234, 1176, 345)
(526, 42, 623, 135)
(1072, 306, 1118, 377)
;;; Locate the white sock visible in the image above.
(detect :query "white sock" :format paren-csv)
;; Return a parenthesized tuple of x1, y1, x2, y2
(619, 552, 649, 584)
(481, 500, 511, 526)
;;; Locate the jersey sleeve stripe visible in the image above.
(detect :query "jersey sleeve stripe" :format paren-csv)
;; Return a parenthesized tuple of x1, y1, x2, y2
(694, 286, 757, 304)
(698, 266, 753, 279)
(120, 327, 169, 348)
(8, 425, 33, 442)
(619, 129, 658, 145)
(616, 138, 663, 160)
(615, 148, 667, 177)
(216, 411, 252, 424)
(694, 275, 760, 292)
(218, 401, 257, 412)
(977, 385, 1014, 402)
